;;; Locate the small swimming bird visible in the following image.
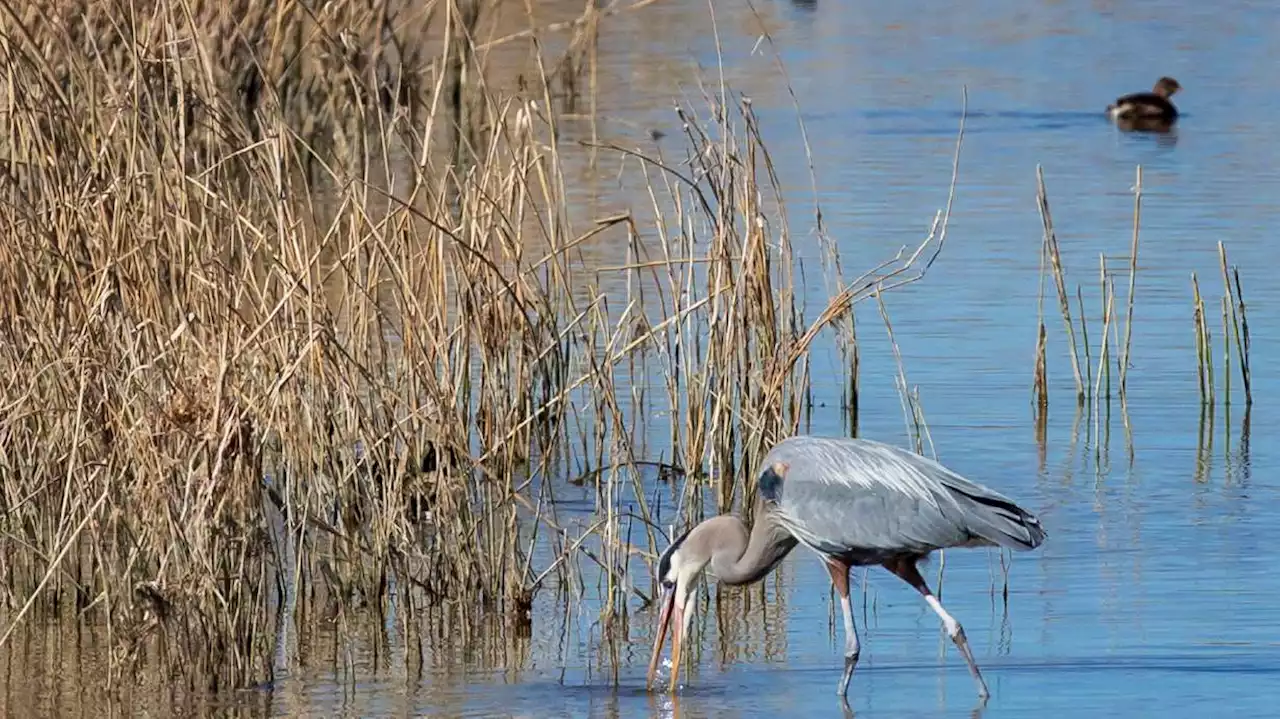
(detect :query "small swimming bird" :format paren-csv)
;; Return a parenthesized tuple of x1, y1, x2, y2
(1106, 76, 1181, 132)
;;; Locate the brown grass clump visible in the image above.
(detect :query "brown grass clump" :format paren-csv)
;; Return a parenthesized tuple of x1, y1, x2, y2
(0, 0, 950, 699)
(2, 0, 436, 175)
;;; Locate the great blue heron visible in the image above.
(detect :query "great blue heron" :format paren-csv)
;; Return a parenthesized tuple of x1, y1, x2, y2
(646, 435, 1046, 701)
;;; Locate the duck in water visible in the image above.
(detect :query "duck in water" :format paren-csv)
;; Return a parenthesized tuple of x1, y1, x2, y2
(1107, 76, 1181, 132)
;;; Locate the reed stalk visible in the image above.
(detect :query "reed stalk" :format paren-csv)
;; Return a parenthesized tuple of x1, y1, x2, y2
(1032, 176, 1050, 411)
(1218, 243, 1253, 406)
(1096, 254, 1113, 402)
(1233, 268, 1253, 406)
(1076, 285, 1093, 400)
(1191, 272, 1214, 405)
(1119, 166, 1142, 400)
(1222, 295, 1232, 405)
(876, 293, 932, 457)
(1036, 167, 1085, 404)
(1033, 290, 1050, 411)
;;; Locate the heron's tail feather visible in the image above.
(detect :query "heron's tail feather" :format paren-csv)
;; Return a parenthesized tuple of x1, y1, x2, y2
(948, 485, 1046, 551)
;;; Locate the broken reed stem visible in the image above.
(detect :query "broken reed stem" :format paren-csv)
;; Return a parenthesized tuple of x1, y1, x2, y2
(1193, 400, 1214, 484)
(1032, 198, 1051, 410)
(847, 315, 861, 435)
(1096, 254, 1112, 402)
(1233, 268, 1253, 405)
(1037, 166, 1085, 403)
(1102, 289, 1114, 400)
(1032, 319, 1049, 411)
(1076, 285, 1093, 401)
(450, 0, 487, 192)
(1120, 166, 1142, 400)
(913, 386, 936, 461)
(1093, 274, 1116, 451)
(1191, 272, 1215, 405)
(1222, 295, 1231, 404)
(876, 292, 931, 456)
(1109, 273, 1133, 442)
(587, 0, 600, 148)
(1218, 243, 1253, 406)
(1217, 243, 1235, 407)
(1108, 277, 1122, 398)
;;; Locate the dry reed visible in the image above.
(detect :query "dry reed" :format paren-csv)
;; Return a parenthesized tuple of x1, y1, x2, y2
(1191, 272, 1214, 404)
(1217, 242, 1252, 406)
(1119, 167, 1142, 401)
(1190, 248, 1254, 410)
(1035, 166, 1085, 405)
(1029, 164, 1259, 443)
(0, 0, 953, 698)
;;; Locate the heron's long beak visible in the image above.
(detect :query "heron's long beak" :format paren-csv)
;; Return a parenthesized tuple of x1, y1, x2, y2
(667, 599, 683, 694)
(646, 584, 682, 691)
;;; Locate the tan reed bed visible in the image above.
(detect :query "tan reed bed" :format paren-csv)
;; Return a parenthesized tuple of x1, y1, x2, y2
(0, 0, 958, 697)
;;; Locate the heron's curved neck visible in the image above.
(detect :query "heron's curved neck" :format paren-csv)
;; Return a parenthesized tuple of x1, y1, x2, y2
(707, 498, 798, 586)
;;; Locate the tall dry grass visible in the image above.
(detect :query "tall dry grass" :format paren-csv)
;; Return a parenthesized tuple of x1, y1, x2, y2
(0, 0, 949, 697)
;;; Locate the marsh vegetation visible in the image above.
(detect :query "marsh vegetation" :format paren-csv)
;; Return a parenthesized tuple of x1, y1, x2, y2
(0, 0, 947, 699)
(0, 1, 1262, 714)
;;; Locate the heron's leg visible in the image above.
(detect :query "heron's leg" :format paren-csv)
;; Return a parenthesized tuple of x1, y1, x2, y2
(885, 556, 990, 700)
(824, 558, 860, 698)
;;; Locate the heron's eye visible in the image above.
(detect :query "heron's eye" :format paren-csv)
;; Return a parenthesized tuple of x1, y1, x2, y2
(661, 578, 675, 589)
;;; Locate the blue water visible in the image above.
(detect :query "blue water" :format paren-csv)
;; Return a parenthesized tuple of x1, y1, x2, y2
(262, 0, 1280, 716)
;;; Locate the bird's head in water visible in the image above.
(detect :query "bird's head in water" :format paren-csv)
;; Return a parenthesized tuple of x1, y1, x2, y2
(646, 527, 708, 692)
(646, 461, 791, 693)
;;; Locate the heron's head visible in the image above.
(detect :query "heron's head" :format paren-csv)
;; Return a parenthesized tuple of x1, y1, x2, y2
(1155, 76, 1181, 97)
(646, 527, 710, 692)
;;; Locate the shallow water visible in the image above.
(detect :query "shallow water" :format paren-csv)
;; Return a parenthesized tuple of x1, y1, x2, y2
(12, 0, 1280, 717)
(264, 1, 1280, 717)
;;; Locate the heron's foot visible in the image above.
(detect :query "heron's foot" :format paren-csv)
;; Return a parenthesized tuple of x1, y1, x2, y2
(950, 626, 990, 701)
(972, 687, 991, 716)
(836, 650, 860, 697)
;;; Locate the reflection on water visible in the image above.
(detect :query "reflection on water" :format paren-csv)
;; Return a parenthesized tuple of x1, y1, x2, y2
(8, 0, 1280, 717)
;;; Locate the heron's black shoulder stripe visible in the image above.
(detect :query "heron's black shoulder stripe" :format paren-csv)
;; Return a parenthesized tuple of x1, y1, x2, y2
(657, 526, 693, 581)
(758, 463, 786, 502)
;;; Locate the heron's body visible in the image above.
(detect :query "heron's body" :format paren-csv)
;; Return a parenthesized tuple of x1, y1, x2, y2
(1107, 77, 1181, 132)
(647, 435, 1046, 706)
(760, 436, 1044, 563)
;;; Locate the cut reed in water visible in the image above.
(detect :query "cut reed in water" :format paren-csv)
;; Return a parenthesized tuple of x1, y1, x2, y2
(1185, 243, 1253, 409)
(1119, 166, 1143, 402)
(1035, 166, 1085, 405)
(1217, 242, 1253, 406)
(1191, 272, 1214, 405)
(1028, 166, 1258, 434)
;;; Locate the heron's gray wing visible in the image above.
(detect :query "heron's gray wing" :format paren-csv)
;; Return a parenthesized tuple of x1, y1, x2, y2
(761, 436, 1044, 558)
(774, 466, 969, 558)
